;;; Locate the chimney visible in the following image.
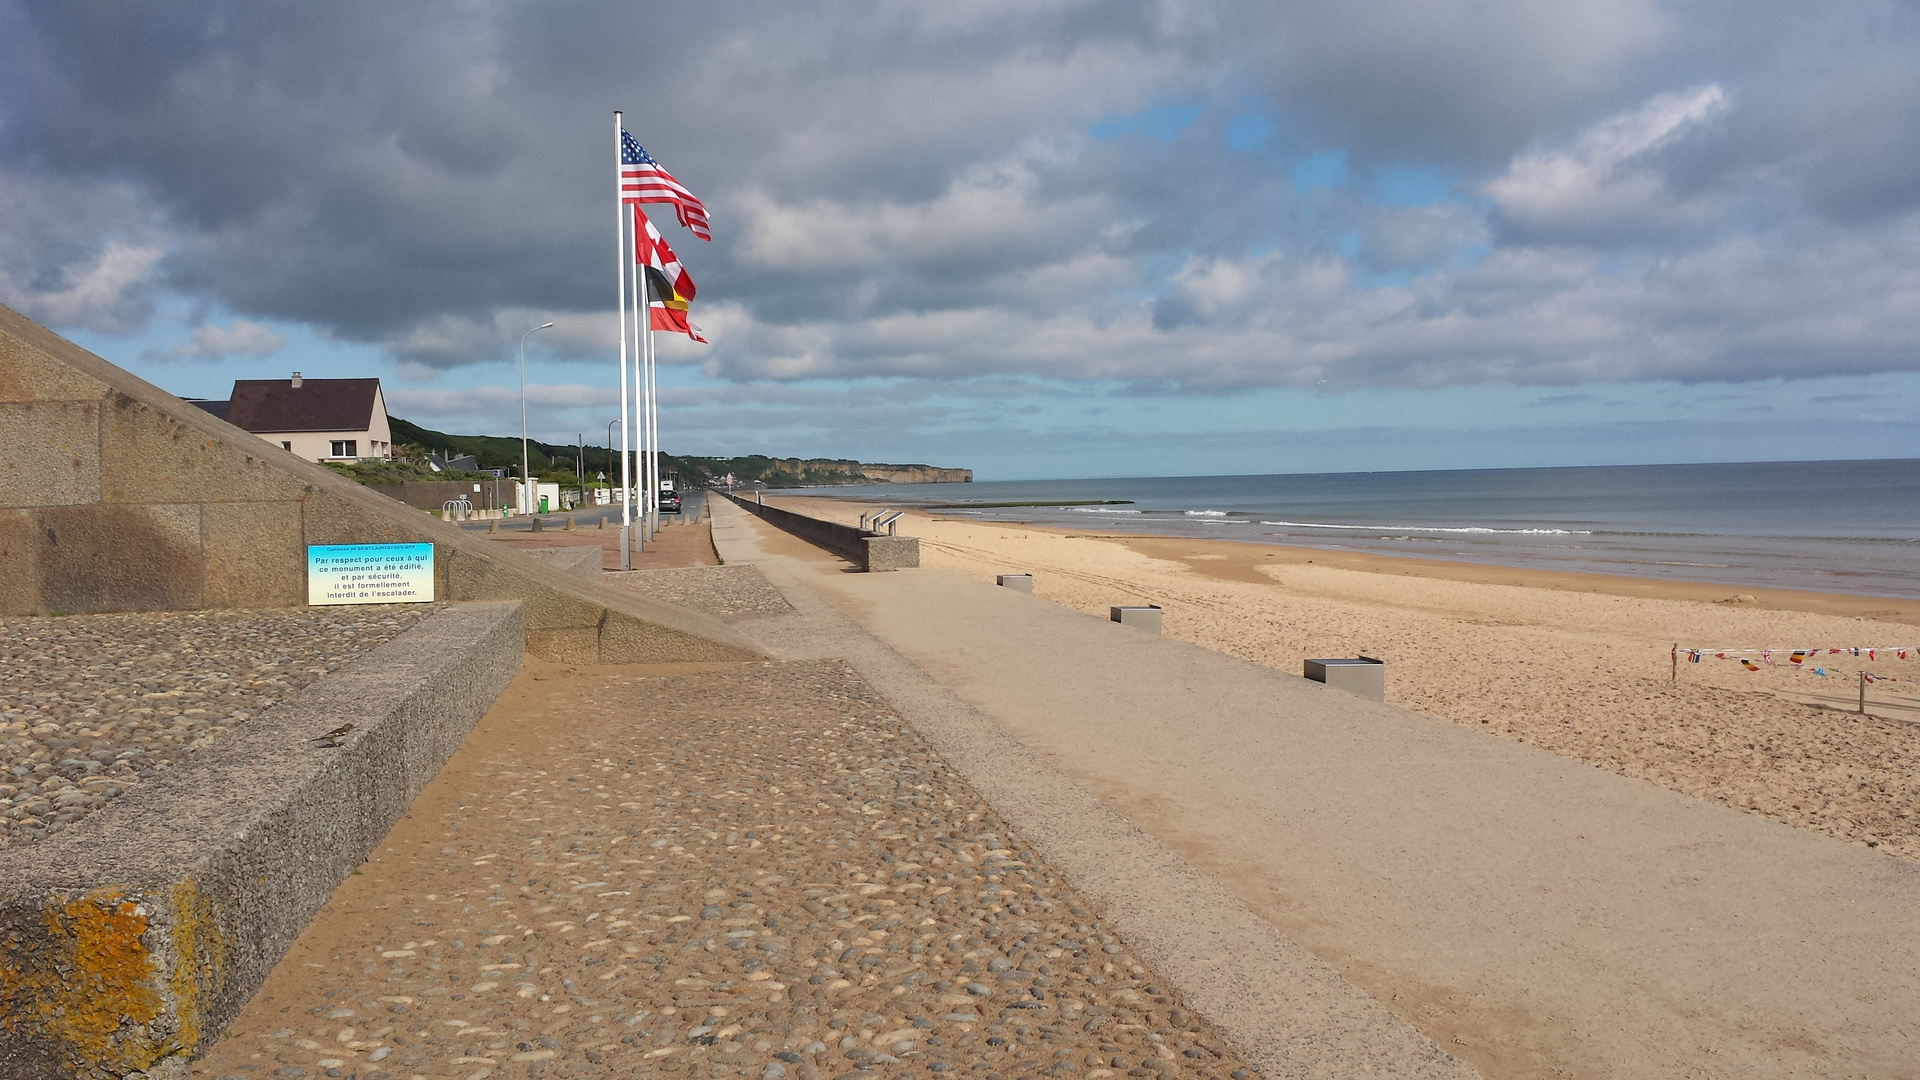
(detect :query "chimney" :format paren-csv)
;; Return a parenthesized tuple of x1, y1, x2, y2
(290, 371, 303, 388)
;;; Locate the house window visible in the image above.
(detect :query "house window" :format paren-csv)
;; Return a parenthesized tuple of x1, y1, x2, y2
(330, 440, 357, 458)
(281, 441, 292, 451)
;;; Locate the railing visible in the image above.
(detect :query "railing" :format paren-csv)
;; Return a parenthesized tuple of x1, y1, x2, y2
(442, 498, 474, 521)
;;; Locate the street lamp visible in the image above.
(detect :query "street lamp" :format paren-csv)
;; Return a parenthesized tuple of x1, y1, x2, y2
(605, 418, 622, 506)
(519, 321, 554, 513)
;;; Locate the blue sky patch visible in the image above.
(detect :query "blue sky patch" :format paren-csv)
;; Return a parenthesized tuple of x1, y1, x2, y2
(1291, 150, 1349, 192)
(1090, 101, 1206, 142)
(1224, 111, 1279, 153)
(1367, 165, 1459, 207)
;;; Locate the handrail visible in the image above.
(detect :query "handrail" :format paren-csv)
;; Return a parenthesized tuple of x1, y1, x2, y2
(861, 509, 906, 532)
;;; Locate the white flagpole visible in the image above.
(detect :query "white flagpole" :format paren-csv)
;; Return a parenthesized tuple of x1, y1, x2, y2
(641, 224, 656, 545)
(613, 111, 632, 570)
(635, 230, 656, 540)
(646, 308, 659, 539)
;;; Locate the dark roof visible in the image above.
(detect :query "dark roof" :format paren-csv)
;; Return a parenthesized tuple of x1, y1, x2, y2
(225, 378, 382, 433)
(187, 399, 230, 421)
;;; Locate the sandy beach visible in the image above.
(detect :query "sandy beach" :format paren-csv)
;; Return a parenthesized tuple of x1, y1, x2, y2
(775, 496, 1920, 861)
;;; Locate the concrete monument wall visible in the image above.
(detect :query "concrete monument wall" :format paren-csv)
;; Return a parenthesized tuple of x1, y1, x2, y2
(0, 303, 760, 664)
(0, 602, 523, 1079)
(720, 491, 920, 571)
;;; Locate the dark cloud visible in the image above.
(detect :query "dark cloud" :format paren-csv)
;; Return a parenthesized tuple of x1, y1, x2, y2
(4, 0, 1920, 389)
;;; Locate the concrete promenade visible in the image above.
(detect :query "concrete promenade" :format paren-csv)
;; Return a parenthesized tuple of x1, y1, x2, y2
(708, 497, 1919, 1080)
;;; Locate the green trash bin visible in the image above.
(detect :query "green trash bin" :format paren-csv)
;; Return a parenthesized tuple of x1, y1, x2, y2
(539, 495, 549, 513)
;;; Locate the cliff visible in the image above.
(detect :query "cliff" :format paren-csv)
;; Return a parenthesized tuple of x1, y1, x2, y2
(675, 456, 972, 487)
(858, 463, 973, 484)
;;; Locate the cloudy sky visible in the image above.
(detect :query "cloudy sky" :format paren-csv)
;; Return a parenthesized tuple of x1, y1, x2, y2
(4, 0, 1918, 478)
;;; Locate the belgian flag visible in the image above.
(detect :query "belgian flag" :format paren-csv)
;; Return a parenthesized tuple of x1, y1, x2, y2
(645, 265, 706, 342)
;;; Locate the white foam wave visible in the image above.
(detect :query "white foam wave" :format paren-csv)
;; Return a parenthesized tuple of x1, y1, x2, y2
(1259, 520, 1591, 536)
(1185, 510, 1229, 517)
(1066, 506, 1142, 514)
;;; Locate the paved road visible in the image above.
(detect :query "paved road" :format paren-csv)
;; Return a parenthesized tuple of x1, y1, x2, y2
(457, 489, 706, 534)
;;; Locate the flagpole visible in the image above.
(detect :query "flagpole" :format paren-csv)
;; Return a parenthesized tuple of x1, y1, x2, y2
(635, 233, 654, 541)
(650, 316, 661, 538)
(613, 111, 633, 570)
(646, 310, 659, 539)
(644, 266, 658, 539)
(640, 276, 652, 540)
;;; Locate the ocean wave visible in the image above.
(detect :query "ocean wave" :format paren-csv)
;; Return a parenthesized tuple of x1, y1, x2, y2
(1185, 510, 1229, 517)
(1066, 506, 1142, 514)
(1259, 519, 1592, 536)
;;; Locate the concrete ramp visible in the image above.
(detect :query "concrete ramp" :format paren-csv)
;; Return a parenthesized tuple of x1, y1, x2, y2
(0, 303, 761, 664)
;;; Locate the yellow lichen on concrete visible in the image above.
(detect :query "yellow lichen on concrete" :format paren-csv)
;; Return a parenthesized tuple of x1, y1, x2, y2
(165, 880, 225, 1058)
(0, 890, 166, 1074)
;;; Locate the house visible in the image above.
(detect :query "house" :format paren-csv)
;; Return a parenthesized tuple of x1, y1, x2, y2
(425, 452, 480, 472)
(191, 372, 392, 462)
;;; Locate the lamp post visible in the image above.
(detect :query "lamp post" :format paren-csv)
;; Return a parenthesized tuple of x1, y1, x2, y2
(519, 321, 554, 513)
(605, 418, 621, 508)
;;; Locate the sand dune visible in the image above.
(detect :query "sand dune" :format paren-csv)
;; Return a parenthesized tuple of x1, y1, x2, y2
(780, 496, 1920, 860)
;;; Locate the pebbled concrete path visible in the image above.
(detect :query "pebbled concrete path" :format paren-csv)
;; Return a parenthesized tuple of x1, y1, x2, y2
(189, 655, 1274, 1080)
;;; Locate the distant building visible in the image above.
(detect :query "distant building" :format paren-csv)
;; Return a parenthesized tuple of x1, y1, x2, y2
(426, 452, 480, 472)
(191, 372, 392, 462)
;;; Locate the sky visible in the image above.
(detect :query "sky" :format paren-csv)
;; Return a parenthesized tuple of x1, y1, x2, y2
(4, 0, 1919, 480)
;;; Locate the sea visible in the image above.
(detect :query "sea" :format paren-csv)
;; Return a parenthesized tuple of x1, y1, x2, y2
(786, 459, 1920, 600)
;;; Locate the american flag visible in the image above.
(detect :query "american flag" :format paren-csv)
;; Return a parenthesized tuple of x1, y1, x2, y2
(621, 130, 711, 241)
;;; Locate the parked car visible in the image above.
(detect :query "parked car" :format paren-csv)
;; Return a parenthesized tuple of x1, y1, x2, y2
(658, 488, 682, 513)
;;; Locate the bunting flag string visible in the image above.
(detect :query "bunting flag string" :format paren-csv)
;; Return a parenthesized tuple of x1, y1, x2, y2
(1679, 645, 1913, 662)
(1674, 644, 1918, 684)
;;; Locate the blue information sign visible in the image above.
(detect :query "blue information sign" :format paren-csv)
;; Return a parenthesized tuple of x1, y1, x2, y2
(306, 543, 435, 605)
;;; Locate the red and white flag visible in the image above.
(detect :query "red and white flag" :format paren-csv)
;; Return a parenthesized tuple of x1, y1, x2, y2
(635, 205, 707, 343)
(635, 205, 696, 302)
(621, 129, 711, 241)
